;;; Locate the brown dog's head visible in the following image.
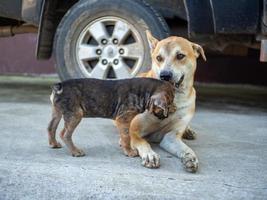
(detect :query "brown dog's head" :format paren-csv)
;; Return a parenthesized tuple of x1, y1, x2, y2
(148, 82, 175, 119)
(146, 31, 206, 89)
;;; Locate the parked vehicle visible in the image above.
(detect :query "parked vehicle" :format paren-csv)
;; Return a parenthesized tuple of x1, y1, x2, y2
(0, 0, 265, 80)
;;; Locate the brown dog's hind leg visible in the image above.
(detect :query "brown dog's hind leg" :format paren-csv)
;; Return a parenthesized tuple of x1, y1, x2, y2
(62, 114, 85, 157)
(47, 106, 62, 148)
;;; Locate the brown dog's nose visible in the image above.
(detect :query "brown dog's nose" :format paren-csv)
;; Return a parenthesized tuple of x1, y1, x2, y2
(160, 70, 173, 81)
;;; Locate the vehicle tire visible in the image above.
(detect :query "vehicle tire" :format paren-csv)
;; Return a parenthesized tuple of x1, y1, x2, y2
(54, 0, 169, 80)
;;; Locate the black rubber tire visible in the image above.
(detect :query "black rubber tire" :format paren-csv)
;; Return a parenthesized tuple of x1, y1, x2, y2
(54, 0, 170, 80)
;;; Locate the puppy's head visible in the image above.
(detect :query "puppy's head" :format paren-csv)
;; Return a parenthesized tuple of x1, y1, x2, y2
(148, 93, 168, 119)
(148, 84, 175, 119)
(146, 31, 206, 89)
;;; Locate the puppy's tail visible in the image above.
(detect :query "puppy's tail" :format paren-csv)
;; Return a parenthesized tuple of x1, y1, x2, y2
(52, 83, 63, 95)
(50, 83, 63, 105)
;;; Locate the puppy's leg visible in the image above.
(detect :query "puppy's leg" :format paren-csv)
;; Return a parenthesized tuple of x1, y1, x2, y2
(129, 114, 160, 168)
(116, 120, 138, 157)
(59, 127, 66, 139)
(61, 115, 85, 157)
(47, 106, 62, 148)
(160, 128, 198, 173)
(183, 126, 197, 140)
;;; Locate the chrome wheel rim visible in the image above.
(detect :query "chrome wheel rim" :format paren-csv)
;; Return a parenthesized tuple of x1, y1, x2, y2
(75, 16, 145, 79)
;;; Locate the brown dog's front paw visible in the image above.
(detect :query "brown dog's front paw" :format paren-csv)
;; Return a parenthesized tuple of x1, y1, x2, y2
(141, 152, 160, 168)
(71, 148, 85, 157)
(49, 141, 62, 149)
(181, 152, 198, 173)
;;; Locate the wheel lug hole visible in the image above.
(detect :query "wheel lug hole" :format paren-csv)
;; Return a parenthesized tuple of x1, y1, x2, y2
(102, 59, 108, 65)
(101, 39, 108, 45)
(113, 38, 118, 44)
(113, 59, 119, 65)
(119, 48, 124, 55)
(96, 49, 102, 55)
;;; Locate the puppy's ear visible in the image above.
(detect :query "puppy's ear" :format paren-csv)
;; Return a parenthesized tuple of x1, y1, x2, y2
(148, 96, 155, 114)
(146, 30, 159, 52)
(160, 103, 169, 118)
(191, 43, 207, 61)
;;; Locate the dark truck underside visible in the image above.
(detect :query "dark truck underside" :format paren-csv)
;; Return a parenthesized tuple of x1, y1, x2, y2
(0, 0, 266, 61)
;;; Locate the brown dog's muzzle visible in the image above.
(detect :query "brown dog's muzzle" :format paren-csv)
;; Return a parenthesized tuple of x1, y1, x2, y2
(160, 70, 173, 82)
(175, 74, 185, 88)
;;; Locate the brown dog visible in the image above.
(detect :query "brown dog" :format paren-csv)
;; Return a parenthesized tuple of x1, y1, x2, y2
(47, 78, 175, 158)
(115, 32, 206, 172)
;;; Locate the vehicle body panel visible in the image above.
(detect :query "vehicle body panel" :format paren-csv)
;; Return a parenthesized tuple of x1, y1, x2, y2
(185, 0, 262, 36)
(146, 0, 186, 19)
(0, 0, 22, 20)
(21, 0, 43, 25)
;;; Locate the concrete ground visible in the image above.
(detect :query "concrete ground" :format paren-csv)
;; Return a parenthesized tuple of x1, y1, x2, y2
(0, 76, 267, 200)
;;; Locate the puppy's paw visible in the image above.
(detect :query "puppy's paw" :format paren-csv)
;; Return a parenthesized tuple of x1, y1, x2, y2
(123, 148, 139, 157)
(168, 103, 177, 113)
(141, 151, 160, 168)
(71, 148, 85, 157)
(181, 152, 198, 173)
(49, 141, 62, 149)
(182, 128, 197, 140)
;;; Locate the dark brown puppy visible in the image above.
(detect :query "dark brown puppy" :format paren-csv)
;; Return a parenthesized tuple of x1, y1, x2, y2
(47, 78, 175, 157)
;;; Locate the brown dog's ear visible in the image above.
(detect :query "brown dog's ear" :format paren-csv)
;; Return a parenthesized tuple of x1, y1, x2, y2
(146, 30, 159, 52)
(191, 43, 207, 61)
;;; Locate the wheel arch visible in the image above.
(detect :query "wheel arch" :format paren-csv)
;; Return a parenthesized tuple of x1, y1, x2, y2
(36, 0, 170, 60)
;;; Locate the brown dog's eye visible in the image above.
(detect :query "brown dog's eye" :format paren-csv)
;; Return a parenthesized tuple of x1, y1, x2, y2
(176, 53, 185, 60)
(156, 55, 163, 62)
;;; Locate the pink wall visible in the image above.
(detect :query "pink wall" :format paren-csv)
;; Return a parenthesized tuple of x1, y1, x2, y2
(0, 34, 55, 74)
